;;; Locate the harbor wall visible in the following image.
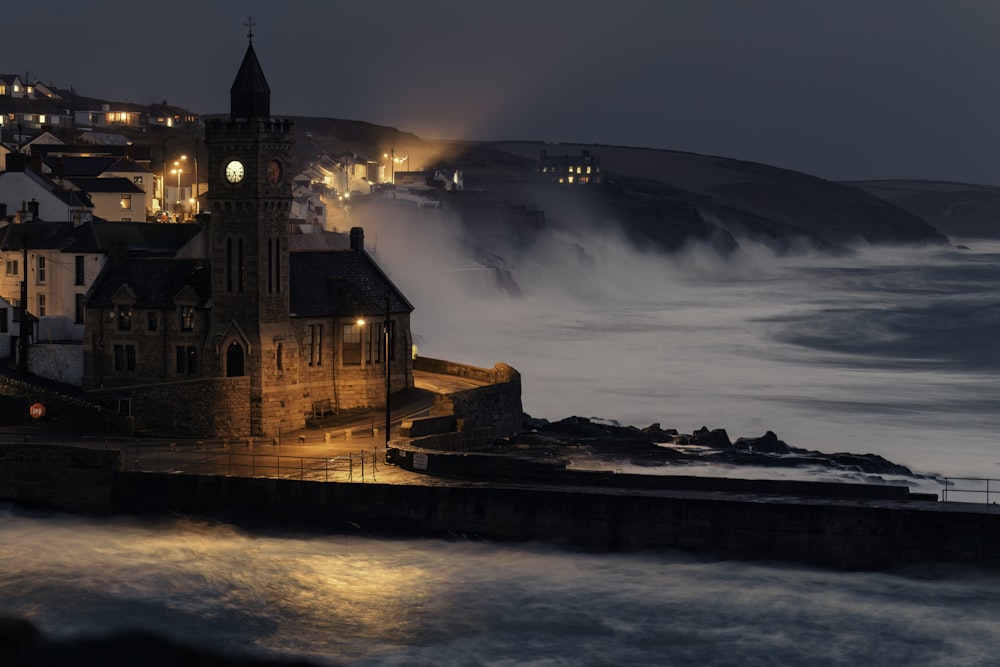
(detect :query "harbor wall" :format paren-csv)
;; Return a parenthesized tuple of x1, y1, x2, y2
(4, 442, 999, 571)
(111, 471, 1000, 571)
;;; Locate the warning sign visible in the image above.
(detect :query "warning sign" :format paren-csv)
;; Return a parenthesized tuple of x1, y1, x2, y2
(29, 403, 46, 419)
(413, 452, 428, 470)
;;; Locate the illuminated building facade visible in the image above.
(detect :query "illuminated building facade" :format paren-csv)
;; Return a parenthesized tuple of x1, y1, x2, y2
(538, 149, 602, 185)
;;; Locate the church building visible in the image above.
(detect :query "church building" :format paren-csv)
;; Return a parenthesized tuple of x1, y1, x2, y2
(81, 35, 414, 437)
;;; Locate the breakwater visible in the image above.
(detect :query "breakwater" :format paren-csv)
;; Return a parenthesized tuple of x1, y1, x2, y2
(3, 443, 999, 571)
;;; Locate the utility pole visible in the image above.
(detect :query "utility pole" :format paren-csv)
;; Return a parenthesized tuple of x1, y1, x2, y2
(18, 227, 29, 373)
(384, 292, 391, 448)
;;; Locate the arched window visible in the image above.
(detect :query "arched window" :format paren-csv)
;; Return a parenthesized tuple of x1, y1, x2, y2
(226, 340, 245, 377)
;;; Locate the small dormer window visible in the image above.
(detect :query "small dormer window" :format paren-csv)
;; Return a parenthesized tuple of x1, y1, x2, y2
(118, 305, 133, 330)
(180, 306, 194, 331)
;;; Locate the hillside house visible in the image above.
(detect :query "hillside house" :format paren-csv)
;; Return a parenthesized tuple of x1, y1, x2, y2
(539, 149, 602, 185)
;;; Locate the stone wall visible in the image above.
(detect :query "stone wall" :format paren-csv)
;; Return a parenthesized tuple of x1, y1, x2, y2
(110, 472, 1000, 571)
(28, 342, 83, 386)
(414, 357, 523, 438)
(0, 444, 121, 512)
(0, 374, 129, 434)
(86, 376, 251, 437)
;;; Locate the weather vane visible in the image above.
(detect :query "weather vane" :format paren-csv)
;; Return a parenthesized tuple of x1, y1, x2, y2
(244, 16, 256, 43)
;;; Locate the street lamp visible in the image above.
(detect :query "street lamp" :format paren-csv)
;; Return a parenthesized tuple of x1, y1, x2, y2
(355, 292, 392, 449)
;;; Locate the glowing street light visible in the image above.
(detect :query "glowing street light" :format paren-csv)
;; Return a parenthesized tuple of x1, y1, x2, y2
(354, 293, 392, 448)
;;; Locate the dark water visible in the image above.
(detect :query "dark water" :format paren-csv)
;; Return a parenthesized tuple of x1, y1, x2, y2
(3, 509, 1000, 666)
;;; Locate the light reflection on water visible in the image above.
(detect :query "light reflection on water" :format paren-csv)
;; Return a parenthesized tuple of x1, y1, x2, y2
(2, 508, 1000, 666)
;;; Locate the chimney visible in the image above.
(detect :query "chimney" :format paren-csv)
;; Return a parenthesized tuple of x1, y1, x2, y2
(27, 199, 39, 219)
(350, 227, 365, 251)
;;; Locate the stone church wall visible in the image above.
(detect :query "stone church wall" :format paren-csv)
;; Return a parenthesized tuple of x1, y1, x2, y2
(86, 376, 251, 438)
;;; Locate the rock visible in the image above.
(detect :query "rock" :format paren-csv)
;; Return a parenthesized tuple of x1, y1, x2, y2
(733, 431, 791, 454)
(691, 426, 732, 448)
(641, 423, 678, 439)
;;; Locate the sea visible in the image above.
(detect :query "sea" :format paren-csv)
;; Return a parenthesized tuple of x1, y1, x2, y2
(3, 233, 1000, 665)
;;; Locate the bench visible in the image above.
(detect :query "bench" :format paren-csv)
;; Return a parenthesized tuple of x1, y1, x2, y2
(312, 398, 334, 418)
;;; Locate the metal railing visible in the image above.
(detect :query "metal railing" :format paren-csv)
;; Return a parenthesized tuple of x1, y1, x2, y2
(123, 447, 383, 483)
(942, 477, 999, 504)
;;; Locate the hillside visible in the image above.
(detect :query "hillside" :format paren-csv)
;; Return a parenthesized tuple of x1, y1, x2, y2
(848, 180, 1000, 240)
(287, 117, 947, 252)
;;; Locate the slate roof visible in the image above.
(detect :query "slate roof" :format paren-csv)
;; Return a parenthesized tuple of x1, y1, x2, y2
(0, 220, 202, 255)
(87, 221, 202, 256)
(65, 176, 144, 194)
(231, 42, 270, 119)
(289, 250, 413, 319)
(0, 220, 89, 251)
(86, 257, 211, 309)
(45, 156, 118, 176)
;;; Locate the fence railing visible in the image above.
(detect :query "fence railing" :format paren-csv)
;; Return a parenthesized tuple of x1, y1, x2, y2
(122, 447, 383, 483)
(942, 477, 999, 504)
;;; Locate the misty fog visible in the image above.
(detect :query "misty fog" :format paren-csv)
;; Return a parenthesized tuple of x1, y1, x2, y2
(342, 199, 1000, 480)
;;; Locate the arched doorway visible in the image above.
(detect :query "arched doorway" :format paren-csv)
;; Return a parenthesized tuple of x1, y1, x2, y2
(226, 340, 245, 377)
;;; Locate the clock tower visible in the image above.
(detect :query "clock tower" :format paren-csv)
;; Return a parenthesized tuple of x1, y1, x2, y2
(204, 26, 295, 435)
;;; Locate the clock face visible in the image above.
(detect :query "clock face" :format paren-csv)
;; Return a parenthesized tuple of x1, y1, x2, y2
(267, 159, 282, 185)
(224, 160, 245, 184)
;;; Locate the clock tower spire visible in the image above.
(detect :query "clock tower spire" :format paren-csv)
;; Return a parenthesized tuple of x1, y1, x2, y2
(204, 22, 294, 435)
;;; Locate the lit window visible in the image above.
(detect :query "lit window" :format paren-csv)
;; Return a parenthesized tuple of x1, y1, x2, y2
(118, 305, 132, 330)
(342, 323, 360, 365)
(567, 176, 574, 184)
(120, 195, 132, 210)
(180, 306, 194, 331)
(38, 114, 45, 123)
(309, 324, 323, 366)
(133, 176, 143, 186)
(587, 166, 592, 174)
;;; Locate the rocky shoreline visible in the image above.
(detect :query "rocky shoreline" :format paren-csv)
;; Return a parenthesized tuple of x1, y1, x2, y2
(484, 415, 934, 484)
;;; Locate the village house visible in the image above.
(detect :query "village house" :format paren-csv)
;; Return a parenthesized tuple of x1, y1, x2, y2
(80, 36, 415, 438)
(0, 212, 202, 384)
(539, 149, 602, 185)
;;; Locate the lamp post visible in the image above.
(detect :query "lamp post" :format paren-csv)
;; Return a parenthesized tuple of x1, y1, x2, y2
(383, 292, 391, 449)
(356, 293, 393, 450)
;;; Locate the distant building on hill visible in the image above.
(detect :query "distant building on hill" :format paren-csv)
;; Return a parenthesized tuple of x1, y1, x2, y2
(539, 149, 602, 185)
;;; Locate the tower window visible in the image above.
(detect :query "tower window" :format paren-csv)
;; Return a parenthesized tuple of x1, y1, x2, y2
(117, 305, 132, 330)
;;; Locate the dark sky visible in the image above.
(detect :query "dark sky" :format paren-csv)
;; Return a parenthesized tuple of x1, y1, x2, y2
(5, 1, 1000, 183)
